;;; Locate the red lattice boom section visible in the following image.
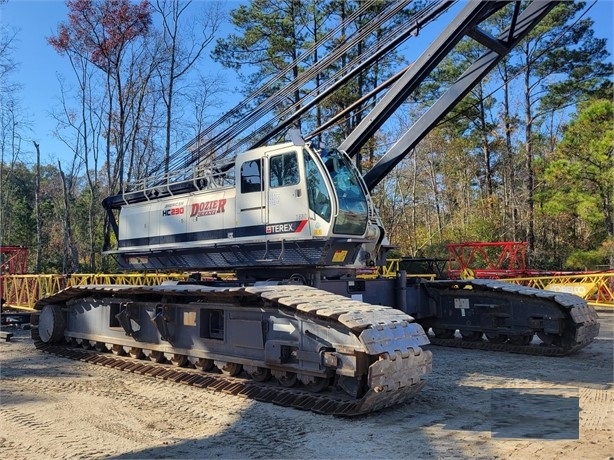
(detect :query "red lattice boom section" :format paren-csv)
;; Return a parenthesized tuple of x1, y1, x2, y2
(446, 241, 528, 279)
(0, 246, 28, 275)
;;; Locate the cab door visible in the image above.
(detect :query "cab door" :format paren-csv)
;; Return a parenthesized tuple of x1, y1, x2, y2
(266, 150, 310, 240)
(236, 157, 266, 238)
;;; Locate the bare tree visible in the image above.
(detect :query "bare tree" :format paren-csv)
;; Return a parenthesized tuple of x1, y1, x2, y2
(154, 0, 224, 172)
(52, 65, 102, 271)
(0, 26, 26, 247)
(48, 0, 156, 267)
(57, 160, 79, 273)
(0, 100, 22, 246)
(33, 141, 42, 272)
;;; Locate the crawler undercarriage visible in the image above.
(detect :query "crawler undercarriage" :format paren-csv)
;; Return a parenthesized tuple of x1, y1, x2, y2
(33, 284, 432, 416)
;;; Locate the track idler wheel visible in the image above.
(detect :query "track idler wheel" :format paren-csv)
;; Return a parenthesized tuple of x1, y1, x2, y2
(485, 333, 508, 344)
(78, 339, 95, 349)
(300, 375, 329, 393)
(145, 350, 166, 363)
(192, 358, 215, 371)
(216, 361, 243, 376)
(432, 328, 455, 339)
(273, 371, 298, 387)
(168, 354, 189, 367)
(509, 334, 533, 346)
(129, 347, 144, 359)
(244, 366, 271, 382)
(110, 344, 127, 356)
(38, 305, 66, 343)
(460, 330, 482, 341)
(537, 332, 557, 345)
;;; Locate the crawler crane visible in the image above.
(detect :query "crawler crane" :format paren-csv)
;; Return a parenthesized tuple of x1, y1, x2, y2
(34, 0, 599, 415)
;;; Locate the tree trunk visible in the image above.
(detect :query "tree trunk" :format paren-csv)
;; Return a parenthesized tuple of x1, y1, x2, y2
(501, 65, 517, 241)
(523, 58, 535, 259)
(33, 141, 42, 273)
(428, 157, 443, 236)
(477, 84, 493, 199)
(58, 161, 79, 273)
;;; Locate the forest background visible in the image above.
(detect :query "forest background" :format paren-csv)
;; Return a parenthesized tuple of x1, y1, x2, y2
(0, 0, 612, 275)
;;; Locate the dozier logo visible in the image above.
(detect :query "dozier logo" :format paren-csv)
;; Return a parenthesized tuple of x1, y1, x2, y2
(190, 199, 227, 217)
(162, 207, 184, 217)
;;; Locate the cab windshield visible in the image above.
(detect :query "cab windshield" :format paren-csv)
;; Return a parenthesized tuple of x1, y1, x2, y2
(321, 149, 368, 235)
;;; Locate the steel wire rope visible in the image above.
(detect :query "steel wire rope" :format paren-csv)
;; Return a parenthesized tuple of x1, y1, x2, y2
(155, 0, 380, 175)
(178, 0, 415, 165)
(139, 0, 456, 191)
(244, 1, 455, 152)
(305, 66, 411, 141)
(152, 0, 383, 176)
(212, 0, 455, 160)
(159, 0, 452, 175)
(306, 0, 573, 164)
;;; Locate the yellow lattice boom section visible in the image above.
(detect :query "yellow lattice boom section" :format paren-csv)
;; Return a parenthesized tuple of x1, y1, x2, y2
(0, 272, 230, 310)
(357, 259, 437, 280)
(352, 260, 613, 309)
(2, 270, 611, 310)
(501, 272, 614, 309)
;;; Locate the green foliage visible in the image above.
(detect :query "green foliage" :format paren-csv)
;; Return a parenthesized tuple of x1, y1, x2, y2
(212, 0, 311, 85)
(531, 98, 613, 269)
(0, 161, 83, 273)
(391, 2, 614, 269)
(385, 248, 402, 260)
(212, 0, 414, 140)
(565, 247, 608, 270)
(544, 99, 613, 231)
(1, 163, 36, 247)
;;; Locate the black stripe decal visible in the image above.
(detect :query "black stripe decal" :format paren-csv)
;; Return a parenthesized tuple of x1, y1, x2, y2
(118, 220, 306, 249)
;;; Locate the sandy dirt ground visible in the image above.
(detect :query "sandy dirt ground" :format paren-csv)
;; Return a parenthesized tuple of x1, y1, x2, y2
(1, 312, 612, 460)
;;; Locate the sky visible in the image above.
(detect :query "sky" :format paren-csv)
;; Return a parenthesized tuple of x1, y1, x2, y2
(0, 0, 244, 166)
(1, 0, 613, 167)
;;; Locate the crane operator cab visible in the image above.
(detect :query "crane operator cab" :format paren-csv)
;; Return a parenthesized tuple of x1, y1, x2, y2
(110, 139, 384, 271)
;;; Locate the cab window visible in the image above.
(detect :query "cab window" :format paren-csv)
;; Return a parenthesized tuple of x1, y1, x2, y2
(240, 160, 263, 193)
(269, 152, 299, 188)
(304, 151, 331, 221)
(321, 149, 367, 235)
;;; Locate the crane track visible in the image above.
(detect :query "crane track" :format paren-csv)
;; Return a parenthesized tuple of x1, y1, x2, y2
(31, 328, 425, 417)
(424, 279, 600, 356)
(427, 334, 596, 356)
(32, 284, 432, 416)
